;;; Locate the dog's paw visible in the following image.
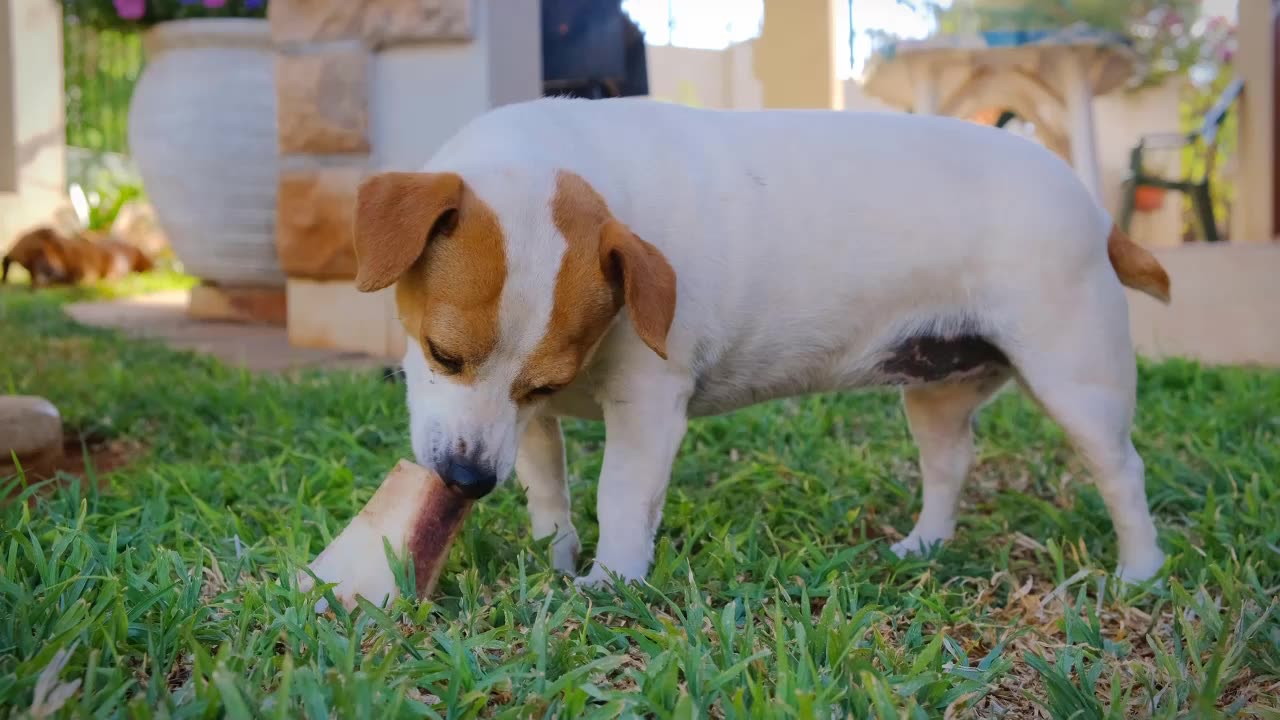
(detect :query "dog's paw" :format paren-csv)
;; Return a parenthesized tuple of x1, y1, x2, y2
(551, 532, 581, 575)
(573, 562, 644, 591)
(573, 565, 614, 590)
(890, 534, 947, 559)
(1114, 548, 1167, 588)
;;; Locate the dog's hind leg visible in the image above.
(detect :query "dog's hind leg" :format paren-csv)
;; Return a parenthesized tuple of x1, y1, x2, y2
(515, 415, 581, 574)
(892, 375, 1008, 557)
(1007, 286, 1165, 582)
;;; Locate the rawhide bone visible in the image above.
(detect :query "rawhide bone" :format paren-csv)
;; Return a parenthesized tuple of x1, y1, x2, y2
(297, 460, 471, 612)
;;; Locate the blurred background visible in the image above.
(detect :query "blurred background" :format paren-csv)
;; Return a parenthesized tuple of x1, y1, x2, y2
(0, 0, 1275, 373)
(3, 6, 1276, 716)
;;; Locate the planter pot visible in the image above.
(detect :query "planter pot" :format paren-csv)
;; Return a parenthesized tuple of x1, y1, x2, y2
(128, 18, 283, 286)
(1134, 185, 1167, 212)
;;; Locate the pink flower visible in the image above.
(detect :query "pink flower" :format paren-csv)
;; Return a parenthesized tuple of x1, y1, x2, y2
(113, 0, 146, 20)
(203, 0, 227, 7)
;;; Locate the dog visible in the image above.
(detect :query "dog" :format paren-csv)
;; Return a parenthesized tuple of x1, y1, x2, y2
(349, 98, 1171, 590)
(2, 226, 153, 287)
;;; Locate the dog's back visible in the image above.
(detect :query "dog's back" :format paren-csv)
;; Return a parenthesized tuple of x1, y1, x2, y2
(3, 227, 154, 285)
(429, 99, 1124, 400)
(434, 97, 1110, 288)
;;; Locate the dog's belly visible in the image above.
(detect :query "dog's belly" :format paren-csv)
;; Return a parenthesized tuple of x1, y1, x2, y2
(543, 330, 1012, 422)
(686, 332, 1011, 418)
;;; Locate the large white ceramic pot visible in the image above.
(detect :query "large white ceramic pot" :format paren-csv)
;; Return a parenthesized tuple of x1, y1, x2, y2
(128, 18, 283, 286)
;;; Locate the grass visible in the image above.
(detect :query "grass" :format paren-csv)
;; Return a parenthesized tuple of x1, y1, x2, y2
(1, 280, 1278, 719)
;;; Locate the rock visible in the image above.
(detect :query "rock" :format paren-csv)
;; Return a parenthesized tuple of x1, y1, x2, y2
(50, 205, 86, 238)
(0, 396, 63, 476)
(360, 0, 472, 47)
(269, 0, 365, 45)
(269, 0, 470, 47)
(276, 163, 363, 280)
(187, 283, 288, 326)
(276, 50, 370, 155)
(110, 201, 170, 259)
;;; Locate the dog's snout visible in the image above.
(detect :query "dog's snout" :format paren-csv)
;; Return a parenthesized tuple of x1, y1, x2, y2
(440, 456, 497, 500)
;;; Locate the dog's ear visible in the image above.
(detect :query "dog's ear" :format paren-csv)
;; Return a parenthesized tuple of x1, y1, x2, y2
(599, 219, 677, 360)
(354, 172, 464, 292)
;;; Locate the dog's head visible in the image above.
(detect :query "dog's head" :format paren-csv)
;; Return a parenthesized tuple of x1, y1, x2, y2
(354, 169, 676, 498)
(3, 227, 72, 285)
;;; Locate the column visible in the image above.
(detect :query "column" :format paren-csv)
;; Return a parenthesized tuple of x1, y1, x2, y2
(0, 0, 67, 247)
(1058, 51, 1102, 200)
(753, 0, 844, 110)
(1232, 0, 1275, 242)
(911, 57, 939, 114)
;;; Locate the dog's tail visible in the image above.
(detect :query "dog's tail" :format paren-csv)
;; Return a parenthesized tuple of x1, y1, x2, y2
(1, 255, 11, 284)
(1107, 225, 1171, 304)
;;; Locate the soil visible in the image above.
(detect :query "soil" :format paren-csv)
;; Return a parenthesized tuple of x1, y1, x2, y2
(2, 430, 142, 504)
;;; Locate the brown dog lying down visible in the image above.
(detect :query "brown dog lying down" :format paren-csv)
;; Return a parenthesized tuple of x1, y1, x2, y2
(2, 226, 154, 287)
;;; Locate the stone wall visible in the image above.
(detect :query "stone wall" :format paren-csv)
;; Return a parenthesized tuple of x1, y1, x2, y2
(271, 0, 540, 359)
(268, 0, 472, 282)
(0, 0, 69, 251)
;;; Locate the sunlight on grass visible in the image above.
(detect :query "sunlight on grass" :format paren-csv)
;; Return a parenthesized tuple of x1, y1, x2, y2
(1, 277, 1277, 717)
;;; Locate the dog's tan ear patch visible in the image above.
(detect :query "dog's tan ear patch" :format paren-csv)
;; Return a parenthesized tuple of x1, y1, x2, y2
(354, 172, 464, 292)
(600, 219, 676, 359)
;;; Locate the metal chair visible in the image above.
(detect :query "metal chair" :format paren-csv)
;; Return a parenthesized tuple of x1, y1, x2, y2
(1118, 77, 1244, 243)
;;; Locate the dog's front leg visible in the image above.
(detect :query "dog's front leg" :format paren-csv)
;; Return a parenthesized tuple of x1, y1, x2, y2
(576, 375, 691, 588)
(515, 414, 580, 574)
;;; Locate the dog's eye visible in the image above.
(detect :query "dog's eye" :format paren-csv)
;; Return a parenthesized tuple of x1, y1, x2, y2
(526, 384, 563, 400)
(426, 339, 463, 375)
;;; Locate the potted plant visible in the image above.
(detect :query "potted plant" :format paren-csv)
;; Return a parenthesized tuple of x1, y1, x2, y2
(79, 0, 283, 287)
(1133, 185, 1167, 212)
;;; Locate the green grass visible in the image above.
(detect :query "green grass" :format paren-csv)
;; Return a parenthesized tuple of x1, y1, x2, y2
(1, 281, 1278, 719)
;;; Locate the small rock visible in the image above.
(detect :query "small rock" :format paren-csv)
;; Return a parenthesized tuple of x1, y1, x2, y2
(0, 396, 63, 471)
(111, 201, 170, 258)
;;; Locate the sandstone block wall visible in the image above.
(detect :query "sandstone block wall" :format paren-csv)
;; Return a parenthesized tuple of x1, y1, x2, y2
(269, 0, 472, 281)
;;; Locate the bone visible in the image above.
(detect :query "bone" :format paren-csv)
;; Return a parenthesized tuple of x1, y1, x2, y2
(296, 460, 472, 612)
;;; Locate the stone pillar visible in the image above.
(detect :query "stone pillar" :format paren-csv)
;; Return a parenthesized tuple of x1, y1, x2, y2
(0, 0, 68, 249)
(1057, 51, 1102, 201)
(752, 0, 843, 110)
(269, 0, 541, 359)
(1232, 0, 1275, 242)
(909, 57, 939, 114)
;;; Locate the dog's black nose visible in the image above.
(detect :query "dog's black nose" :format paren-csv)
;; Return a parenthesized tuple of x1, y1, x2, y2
(440, 457, 497, 499)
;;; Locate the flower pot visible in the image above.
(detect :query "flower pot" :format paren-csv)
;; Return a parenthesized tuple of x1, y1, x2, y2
(128, 18, 283, 286)
(1134, 185, 1166, 212)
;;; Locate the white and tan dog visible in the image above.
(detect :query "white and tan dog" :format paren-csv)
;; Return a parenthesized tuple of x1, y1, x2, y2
(352, 97, 1170, 590)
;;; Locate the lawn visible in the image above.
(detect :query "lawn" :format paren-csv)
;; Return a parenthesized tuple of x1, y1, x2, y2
(1, 281, 1278, 719)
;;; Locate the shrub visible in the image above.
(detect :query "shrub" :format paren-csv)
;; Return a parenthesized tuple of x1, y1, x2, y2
(72, 0, 267, 32)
